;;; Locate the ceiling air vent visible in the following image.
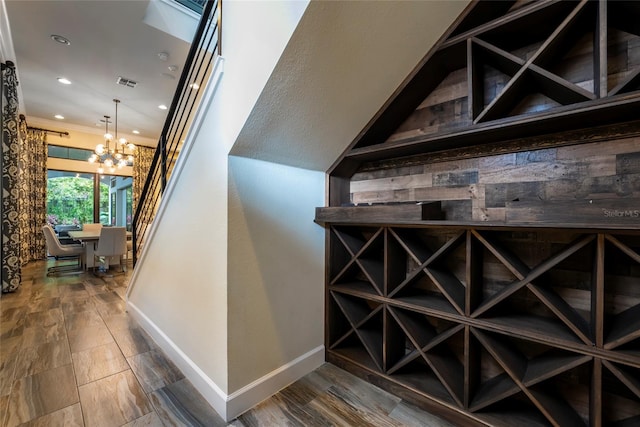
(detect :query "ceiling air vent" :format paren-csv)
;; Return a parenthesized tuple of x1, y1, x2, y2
(116, 76, 137, 88)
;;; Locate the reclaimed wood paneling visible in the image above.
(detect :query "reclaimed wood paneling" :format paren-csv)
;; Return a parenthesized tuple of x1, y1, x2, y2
(509, 93, 561, 117)
(350, 137, 640, 224)
(484, 182, 544, 209)
(388, 67, 471, 143)
(350, 173, 433, 194)
(352, 165, 424, 182)
(617, 152, 640, 174)
(426, 157, 480, 173)
(417, 68, 468, 110)
(351, 189, 416, 205)
(414, 186, 474, 202)
(433, 171, 478, 187)
(556, 136, 639, 159)
(608, 29, 640, 89)
(505, 199, 640, 224)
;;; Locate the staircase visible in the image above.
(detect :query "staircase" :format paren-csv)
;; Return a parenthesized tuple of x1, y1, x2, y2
(132, 0, 221, 263)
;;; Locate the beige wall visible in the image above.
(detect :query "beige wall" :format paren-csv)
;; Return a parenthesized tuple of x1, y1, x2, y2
(227, 156, 325, 392)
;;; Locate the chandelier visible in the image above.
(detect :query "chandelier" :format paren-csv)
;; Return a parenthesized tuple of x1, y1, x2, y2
(88, 99, 135, 174)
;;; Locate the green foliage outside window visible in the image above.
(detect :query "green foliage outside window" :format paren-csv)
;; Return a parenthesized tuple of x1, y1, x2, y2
(46, 177, 109, 225)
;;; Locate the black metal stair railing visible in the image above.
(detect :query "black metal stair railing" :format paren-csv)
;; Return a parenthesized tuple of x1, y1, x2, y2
(132, 0, 221, 264)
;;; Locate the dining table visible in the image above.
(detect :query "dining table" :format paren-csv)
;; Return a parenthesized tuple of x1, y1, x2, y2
(68, 230, 132, 270)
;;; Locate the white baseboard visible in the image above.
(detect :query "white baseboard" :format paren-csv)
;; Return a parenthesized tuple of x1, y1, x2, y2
(126, 301, 229, 418)
(126, 301, 325, 422)
(226, 344, 325, 420)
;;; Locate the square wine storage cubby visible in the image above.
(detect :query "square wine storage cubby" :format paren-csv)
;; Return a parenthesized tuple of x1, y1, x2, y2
(325, 224, 640, 426)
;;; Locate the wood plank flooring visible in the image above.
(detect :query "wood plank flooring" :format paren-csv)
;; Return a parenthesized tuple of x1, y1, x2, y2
(0, 260, 456, 426)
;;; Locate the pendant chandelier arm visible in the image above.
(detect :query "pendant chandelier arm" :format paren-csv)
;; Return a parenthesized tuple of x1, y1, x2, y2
(87, 98, 135, 173)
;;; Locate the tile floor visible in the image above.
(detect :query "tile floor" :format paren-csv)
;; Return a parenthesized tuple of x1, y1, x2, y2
(0, 259, 455, 427)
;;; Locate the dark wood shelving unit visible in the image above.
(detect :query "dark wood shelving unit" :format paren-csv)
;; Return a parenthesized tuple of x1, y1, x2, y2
(321, 0, 640, 425)
(324, 222, 640, 426)
(328, 0, 640, 176)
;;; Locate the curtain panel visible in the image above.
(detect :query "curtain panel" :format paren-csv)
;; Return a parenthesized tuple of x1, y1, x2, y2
(1, 62, 21, 293)
(132, 145, 155, 217)
(18, 124, 47, 264)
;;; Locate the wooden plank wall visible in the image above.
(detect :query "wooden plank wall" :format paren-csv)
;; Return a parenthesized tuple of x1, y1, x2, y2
(351, 136, 640, 223)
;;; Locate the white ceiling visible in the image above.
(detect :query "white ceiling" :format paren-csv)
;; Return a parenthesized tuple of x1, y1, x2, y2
(2, 0, 195, 145)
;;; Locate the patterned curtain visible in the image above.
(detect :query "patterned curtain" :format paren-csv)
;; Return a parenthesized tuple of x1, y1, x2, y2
(132, 146, 155, 216)
(18, 124, 47, 264)
(2, 62, 21, 293)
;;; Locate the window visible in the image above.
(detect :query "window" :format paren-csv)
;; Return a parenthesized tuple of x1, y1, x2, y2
(99, 175, 133, 228)
(47, 171, 133, 229)
(47, 145, 95, 161)
(46, 171, 94, 226)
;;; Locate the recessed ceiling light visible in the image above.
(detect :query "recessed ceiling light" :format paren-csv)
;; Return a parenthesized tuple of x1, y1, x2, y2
(54, 114, 64, 120)
(57, 77, 71, 85)
(51, 34, 71, 45)
(158, 104, 168, 110)
(157, 51, 169, 61)
(189, 83, 199, 90)
(132, 130, 140, 135)
(168, 65, 179, 72)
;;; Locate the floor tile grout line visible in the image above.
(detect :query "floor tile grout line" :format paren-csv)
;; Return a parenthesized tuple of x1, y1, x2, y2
(91, 279, 164, 425)
(61, 294, 88, 427)
(73, 276, 120, 426)
(113, 290, 169, 425)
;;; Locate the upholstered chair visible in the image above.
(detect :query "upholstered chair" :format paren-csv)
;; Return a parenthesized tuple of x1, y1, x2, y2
(42, 225, 85, 275)
(93, 227, 127, 272)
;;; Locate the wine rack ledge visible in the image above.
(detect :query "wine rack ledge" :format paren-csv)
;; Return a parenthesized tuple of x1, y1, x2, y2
(324, 222, 640, 427)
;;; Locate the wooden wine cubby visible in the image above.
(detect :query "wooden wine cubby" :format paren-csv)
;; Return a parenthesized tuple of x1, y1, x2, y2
(324, 222, 640, 427)
(322, 1, 640, 424)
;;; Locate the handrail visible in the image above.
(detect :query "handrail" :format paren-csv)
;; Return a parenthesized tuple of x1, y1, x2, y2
(132, 0, 221, 264)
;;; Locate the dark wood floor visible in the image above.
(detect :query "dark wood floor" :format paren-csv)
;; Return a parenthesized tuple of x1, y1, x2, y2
(0, 259, 455, 426)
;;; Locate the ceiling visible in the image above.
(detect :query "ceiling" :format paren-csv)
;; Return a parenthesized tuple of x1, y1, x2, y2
(2, 0, 196, 146)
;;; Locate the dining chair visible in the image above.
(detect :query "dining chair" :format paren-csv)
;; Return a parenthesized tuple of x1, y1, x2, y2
(42, 225, 85, 276)
(94, 226, 127, 273)
(82, 223, 103, 233)
(124, 239, 133, 264)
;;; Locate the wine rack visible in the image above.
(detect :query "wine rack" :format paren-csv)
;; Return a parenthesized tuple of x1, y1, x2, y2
(325, 223, 640, 426)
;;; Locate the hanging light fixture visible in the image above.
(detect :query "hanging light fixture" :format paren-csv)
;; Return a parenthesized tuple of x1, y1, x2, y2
(88, 99, 136, 174)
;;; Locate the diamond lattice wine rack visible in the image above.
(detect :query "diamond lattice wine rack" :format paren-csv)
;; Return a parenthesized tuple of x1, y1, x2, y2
(324, 223, 640, 427)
